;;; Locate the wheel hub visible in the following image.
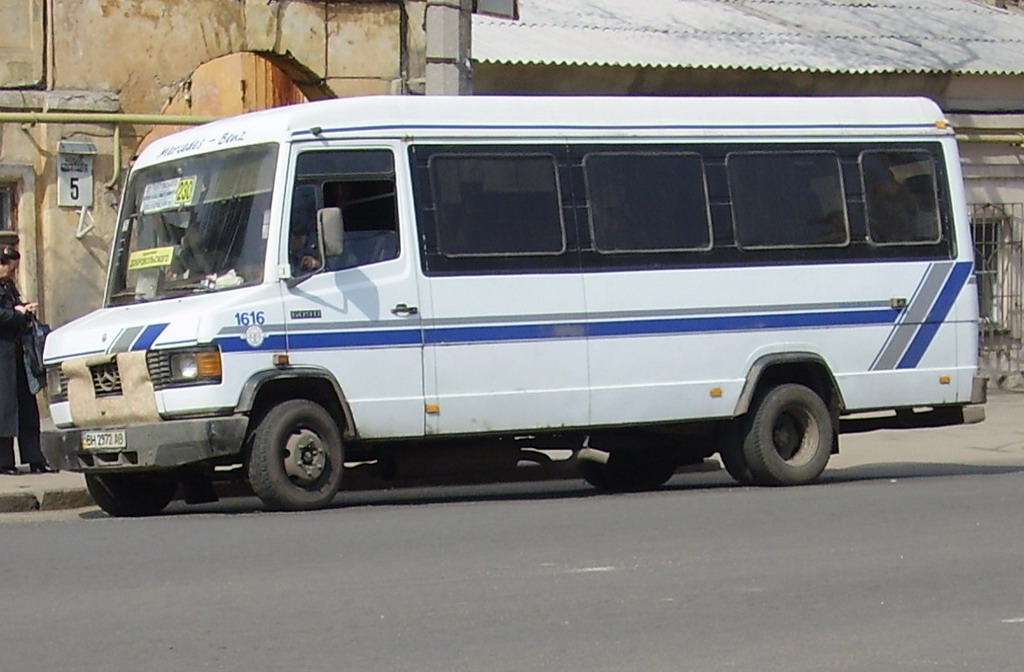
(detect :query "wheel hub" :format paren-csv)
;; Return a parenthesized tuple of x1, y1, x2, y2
(772, 408, 817, 464)
(283, 429, 327, 486)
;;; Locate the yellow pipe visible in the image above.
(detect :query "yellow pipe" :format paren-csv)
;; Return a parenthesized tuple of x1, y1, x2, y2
(0, 111, 220, 189)
(956, 132, 1024, 145)
(103, 123, 122, 189)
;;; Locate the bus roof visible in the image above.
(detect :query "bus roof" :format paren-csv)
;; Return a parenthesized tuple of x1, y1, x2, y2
(136, 95, 950, 167)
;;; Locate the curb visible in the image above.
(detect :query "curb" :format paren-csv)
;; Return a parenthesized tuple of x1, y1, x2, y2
(0, 486, 93, 513)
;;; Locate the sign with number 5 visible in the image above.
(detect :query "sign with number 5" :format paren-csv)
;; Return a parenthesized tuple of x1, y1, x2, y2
(58, 154, 94, 207)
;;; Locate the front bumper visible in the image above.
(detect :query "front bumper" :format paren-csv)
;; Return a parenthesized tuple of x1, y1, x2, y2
(41, 416, 249, 473)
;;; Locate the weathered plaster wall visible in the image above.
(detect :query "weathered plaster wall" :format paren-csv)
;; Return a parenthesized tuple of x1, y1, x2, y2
(327, 2, 403, 96)
(0, 0, 44, 87)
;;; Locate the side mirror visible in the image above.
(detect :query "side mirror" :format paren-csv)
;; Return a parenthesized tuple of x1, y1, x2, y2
(317, 207, 345, 260)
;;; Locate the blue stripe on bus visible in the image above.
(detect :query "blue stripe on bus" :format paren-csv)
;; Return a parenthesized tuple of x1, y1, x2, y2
(290, 329, 422, 349)
(216, 334, 289, 352)
(225, 307, 900, 352)
(130, 323, 169, 351)
(896, 261, 973, 369)
(425, 322, 587, 345)
(585, 309, 900, 339)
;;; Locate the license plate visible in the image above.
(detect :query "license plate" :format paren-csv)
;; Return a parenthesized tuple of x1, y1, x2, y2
(82, 430, 127, 451)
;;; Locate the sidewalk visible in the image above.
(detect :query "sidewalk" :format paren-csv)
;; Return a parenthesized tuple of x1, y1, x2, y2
(0, 469, 90, 513)
(3, 390, 1023, 514)
(0, 416, 89, 513)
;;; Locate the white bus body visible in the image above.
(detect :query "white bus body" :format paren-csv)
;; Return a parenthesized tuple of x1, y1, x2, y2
(40, 96, 985, 515)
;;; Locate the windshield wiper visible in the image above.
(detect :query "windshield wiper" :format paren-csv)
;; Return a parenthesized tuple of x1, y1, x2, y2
(161, 281, 215, 297)
(108, 289, 151, 305)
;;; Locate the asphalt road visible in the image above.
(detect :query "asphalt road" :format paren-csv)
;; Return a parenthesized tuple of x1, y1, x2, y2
(3, 456, 1024, 672)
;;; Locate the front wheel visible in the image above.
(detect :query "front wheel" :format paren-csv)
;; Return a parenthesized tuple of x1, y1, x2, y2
(85, 472, 178, 517)
(247, 400, 343, 511)
(740, 383, 833, 486)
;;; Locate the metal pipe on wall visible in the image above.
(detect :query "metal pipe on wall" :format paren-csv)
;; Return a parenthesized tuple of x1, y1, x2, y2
(0, 111, 218, 189)
(956, 132, 1024, 145)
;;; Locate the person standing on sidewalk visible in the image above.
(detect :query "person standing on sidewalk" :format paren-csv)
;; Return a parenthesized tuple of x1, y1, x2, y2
(0, 245, 56, 475)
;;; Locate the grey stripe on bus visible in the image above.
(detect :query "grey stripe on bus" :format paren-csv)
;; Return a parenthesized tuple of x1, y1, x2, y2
(107, 326, 144, 354)
(871, 262, 953, 371)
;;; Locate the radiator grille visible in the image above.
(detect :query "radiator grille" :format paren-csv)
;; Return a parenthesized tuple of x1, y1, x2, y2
(47, 366, 69, 402)
(146, 350, 174, 390)
(89, 361, 123, 397)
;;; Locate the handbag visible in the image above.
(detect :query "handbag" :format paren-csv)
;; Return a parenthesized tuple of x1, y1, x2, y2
(22, 315, 50, 395)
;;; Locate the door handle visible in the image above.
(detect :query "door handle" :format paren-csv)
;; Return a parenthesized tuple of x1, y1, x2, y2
(392, 303, 418, 316)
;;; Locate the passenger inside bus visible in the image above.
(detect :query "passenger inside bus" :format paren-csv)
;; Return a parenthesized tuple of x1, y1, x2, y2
(322, 180, 398, 270)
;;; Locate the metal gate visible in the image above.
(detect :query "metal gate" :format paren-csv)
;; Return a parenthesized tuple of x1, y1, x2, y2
(971, 202, 1024, 378)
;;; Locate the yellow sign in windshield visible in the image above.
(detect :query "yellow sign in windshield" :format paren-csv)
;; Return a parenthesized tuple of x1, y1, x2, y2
(128, 246, 176, 271)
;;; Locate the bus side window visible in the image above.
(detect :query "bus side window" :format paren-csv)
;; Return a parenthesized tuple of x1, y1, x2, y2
(583, 152, 711, 253)
(429, 154, 565, 258)
(727, 151, 849, 249)
(862, 150, 942, 245)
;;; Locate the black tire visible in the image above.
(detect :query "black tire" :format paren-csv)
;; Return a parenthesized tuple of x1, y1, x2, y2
(718, 423, 755, 486)
(579, 450, 677, 492)
(247, 400, 343, 511)
(85, 472, 177, 517)
(741, 383, 833, 486)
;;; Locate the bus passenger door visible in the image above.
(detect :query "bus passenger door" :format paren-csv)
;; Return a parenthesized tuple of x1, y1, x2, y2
(413, 147, 589, 436)
(282, 147, 425, 439)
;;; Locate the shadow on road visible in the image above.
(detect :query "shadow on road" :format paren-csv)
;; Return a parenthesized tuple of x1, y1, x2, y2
(73, 457, 1024, 519)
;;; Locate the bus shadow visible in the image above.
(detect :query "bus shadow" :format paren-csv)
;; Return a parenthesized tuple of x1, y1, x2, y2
(81, 459, 1024, 519)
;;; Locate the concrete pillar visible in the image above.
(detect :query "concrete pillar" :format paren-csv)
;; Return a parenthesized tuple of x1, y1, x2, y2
(425, 0, 472, 95)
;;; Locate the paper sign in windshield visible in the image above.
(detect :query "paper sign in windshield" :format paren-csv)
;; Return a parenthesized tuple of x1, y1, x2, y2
(128, 246, 176, 271)
(140, 176, 197, 213)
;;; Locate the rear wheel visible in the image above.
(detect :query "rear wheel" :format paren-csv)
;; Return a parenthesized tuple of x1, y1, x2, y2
(579, 449, 677, 492)
(247, 400, 343, 511)
(85, 472, 177, 517)
(740, 383, 833, 486)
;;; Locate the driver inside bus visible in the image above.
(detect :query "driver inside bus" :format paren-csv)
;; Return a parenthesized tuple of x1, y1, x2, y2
(289, 186, 322, 275)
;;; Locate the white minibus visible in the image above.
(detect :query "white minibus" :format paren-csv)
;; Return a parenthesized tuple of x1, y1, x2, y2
(40, 96, 985, 515)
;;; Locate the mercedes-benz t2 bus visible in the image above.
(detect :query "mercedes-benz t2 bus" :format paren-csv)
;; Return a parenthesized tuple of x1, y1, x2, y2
(41, 96, 985, 516)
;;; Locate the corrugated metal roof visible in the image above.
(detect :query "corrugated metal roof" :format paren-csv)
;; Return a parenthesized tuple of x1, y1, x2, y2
(472, 0, 1024, 75)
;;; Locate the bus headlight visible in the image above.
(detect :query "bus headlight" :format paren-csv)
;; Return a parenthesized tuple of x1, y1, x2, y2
(148, 346, 222, 389)
(170, 350, 223, 382)
(170, 353, 200, 379)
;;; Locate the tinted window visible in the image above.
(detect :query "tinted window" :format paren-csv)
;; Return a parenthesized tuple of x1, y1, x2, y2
(429, 155, 565, 257)
(584, 153, 711, 253)
(728, 152, 848, 249)
(296, 150, 394, 178)
(290, 149, 399, 274)
(861, 150, 941, 245)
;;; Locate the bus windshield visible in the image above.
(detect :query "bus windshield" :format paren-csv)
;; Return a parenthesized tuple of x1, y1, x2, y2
(107, 143, 279, 306)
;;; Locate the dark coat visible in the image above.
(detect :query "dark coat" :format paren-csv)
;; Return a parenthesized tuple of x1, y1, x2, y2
(0, 278, 28, 438)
